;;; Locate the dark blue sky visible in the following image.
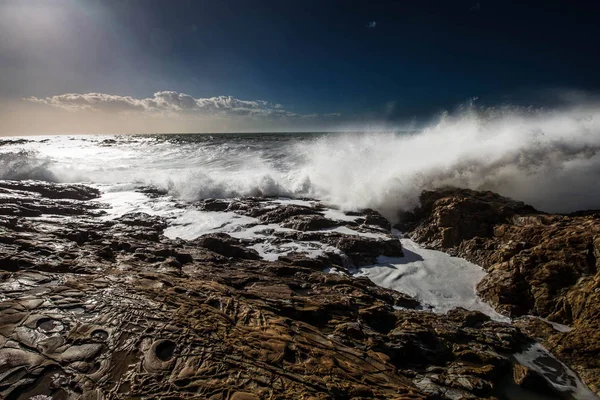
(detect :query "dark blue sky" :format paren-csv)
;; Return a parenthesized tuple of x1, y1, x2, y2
(2, 0, 600, 130)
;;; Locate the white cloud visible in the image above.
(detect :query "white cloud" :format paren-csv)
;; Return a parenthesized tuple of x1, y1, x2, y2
(367, 21, 377, 29)
(25, 91, 318, 119)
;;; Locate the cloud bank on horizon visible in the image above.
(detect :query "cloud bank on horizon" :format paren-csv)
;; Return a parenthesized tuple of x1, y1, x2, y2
(2, 1, 600, 135)
(26, 91, 318, 119)
(0, 91, 344, 135)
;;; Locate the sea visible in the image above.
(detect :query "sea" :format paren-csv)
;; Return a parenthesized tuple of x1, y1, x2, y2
(3, 102, 600, 219)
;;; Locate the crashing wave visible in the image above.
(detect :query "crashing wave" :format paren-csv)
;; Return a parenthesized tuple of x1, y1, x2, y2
(2, 102, 600, 221)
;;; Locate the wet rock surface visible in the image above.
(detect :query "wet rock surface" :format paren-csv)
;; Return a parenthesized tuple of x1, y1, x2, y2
(190, 197, 403, 267)
(399, 187, 600, 394)
(0, 180, 586, 399)
(0, 180, 100, 201)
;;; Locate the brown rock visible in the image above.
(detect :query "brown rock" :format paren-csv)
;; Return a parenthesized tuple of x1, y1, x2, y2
(399, 187, 600, 394)
(194, 232, 261, 260)
(0, 181, 543, 399)
(280, 214, 340, 231)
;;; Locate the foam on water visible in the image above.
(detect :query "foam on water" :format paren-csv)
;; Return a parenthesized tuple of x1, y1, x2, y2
(322, 225, 389, 239)
(268, 198, 317, 208)
(164, 210, 260, 240)
(96, 189, 177, 220)
(515, 343, 598, 399)
(158, 201, 507, 323)
(322, 209, 362, 222)
(357, 231, 509, 322)
(161, 201, 336, 261)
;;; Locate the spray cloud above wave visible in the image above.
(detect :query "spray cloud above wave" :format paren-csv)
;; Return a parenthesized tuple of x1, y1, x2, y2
(1, 101, 600, 221)
(299, 102, 600, 219)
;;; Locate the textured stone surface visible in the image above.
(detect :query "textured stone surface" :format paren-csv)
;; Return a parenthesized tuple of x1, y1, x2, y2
(0, 181, 579, 399)
(398, 187, 600, 394)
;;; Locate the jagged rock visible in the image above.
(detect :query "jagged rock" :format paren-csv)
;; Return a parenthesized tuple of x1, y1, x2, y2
(280, 214, 340, 231)
(397, 188, 537, 250)
(399, 187, 600, 394)
(116, 212, 168, 229)
(321, 233, 404, 266)
(0, 138, 30, 147)
(361, 208, 392, 231)
(0, 180, 104, 218)
(136, 185, 169, 198)
(0, 180, 100, 200)
(277, 252, 334, 270)
(197, 198, 230, 211)
(193, 197, 404, 266)
(258, 204, 319, 224)
(194, 233, 261, 260)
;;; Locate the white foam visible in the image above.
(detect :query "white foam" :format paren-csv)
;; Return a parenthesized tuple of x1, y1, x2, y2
(323, 226, 389, 239)
(268, 198, 316, 208)
(514, 343, 598, 399)
(324, 266, 347, 275)
(160, 199, 346, 261)
(164, 210, 258, 240)
(228, 223, 295, 239)
(97, 192, 507, 322)
(248, 240, 331, 261)
(281, 241, 339, 258)
(525, 315, 574, 333)
(95, 189, 177, 220)
(357, 235, 509, 321)
(249, 243, 282, 261)
(7, 102, 600, 220)
(93, 192, 337, 261)
(322, 209, 362, 222)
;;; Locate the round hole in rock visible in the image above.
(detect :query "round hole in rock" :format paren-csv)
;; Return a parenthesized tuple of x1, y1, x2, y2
(36, 317, 63, 333)
(155, 340, 176, 362)
(88, 361, 101, 374)
(90, 329, 109, 341)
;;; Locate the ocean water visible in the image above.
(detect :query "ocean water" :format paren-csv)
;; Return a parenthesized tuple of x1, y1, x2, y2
(3, 103, 600, 221)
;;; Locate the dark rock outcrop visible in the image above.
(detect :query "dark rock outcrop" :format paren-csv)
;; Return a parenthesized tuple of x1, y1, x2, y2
(194, 232, 261, 260)
(397, 188, 537, 250)
(0, 180, 100, 200)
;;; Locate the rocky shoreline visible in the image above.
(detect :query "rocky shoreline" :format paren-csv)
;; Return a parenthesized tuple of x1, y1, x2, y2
(0, 180, 597, 399)
(398, 188, 600, 395)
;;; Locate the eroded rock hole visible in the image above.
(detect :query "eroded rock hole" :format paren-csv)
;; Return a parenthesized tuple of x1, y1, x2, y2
(36, 317, 63, 333)
(155, 340, 176, 361)
(91, 329, 109, 341)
